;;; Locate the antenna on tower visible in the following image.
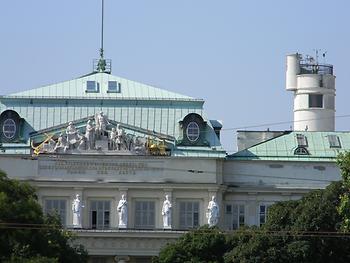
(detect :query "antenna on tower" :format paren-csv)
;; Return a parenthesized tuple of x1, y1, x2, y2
(94, 0, 111, 73)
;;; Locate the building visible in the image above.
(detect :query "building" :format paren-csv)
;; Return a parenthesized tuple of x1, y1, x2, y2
(0, 66, 226, 262)
(0, 51, 348, 262)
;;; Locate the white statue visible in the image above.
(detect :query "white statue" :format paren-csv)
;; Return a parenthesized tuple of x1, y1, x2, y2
(84, 119, 95, 150)
(66, 122, 79, 147)
(72, 194, 84, 228)
(54, 133, 68, 153)
(207, 196, 219, 227)
(95, 111, 109, 137)
(109, 127, 117, 150)
(116, 124, 125, 150)
(162, 195, 172, 229)
(117, 194, 128, 228)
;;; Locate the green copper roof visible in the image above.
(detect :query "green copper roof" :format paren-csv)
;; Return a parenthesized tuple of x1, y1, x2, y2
(6, 73, 200, 101)
(228, 131, 350, 162)
(0, 72, 224, 157)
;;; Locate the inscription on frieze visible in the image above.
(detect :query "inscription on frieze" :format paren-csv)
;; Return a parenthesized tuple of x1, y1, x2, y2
(38, 159, 163, 176)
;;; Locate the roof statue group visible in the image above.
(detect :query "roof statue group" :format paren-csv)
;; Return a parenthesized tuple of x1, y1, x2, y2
(41, 111, 147, 154)
(71, 194, 219, 228)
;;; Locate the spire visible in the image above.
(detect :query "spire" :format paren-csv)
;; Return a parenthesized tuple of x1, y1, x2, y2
(94, 0, 111, 73)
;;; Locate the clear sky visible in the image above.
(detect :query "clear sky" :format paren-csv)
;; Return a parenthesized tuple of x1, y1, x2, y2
(1, 0, 349, 153)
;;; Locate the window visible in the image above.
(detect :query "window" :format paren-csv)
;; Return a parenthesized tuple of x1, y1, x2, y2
(296, 134, 308, 147)
(328, 135, 341, 148)
(44, 199, 67, 225)
(186, 122, 200, 142)
(107, 81, 121, 93)
(225, 204, 245, 230)
(86, 81, 99, 93)
(179, 201, 199, 229)
(309, 94, 323, 108)
(2, 119, 16, 139)
(294, 147, 309, 155)
(259, 204, 271, 226)
(90, 200, 110, 229)
(135, 201, 155, 229)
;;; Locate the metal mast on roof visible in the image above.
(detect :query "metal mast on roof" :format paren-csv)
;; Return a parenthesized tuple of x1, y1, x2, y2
(100, 0, 104, 60)
(95, 0, 111, 73)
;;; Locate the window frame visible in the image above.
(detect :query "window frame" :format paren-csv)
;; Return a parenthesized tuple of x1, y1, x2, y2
(186, 121, 200, 142)
(308, 94, 323, 108)
(179, 200, 200, 229)
(89, 200, 111, 229)
(2, 118, 17, 139)
(328, 135, 341, 148)
(86, 81, 99, 93)
(225, 203, 245, 230)
(107, 81, 121, 93)
(44, 198, 67, 226)
(258, 203, 272, 226)
(296, 134, 308, 147)
(134, 200, 156, 229)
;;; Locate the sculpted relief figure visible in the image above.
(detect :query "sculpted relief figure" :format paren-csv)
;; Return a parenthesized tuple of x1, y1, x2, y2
(117, 194, 128, 228)
(95, 111, 110, 138)
(66, 122, 80, 148)
(162, 195, 172, 229)
(84, 119, 95, 150)
(54, 133, 68, 153)
(207, 196, 219, 227)
(109, 127, 117, 150)
(116, 124, 125, 150)
(72, 194, 84, 228)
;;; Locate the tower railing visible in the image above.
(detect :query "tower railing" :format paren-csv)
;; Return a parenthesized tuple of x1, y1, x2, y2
(299, 63, 333, 75)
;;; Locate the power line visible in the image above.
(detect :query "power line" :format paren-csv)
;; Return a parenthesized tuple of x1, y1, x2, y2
(220, 114, 350, 132)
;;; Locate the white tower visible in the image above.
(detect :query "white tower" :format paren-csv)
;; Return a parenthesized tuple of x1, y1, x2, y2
(286, 53, 336, 131)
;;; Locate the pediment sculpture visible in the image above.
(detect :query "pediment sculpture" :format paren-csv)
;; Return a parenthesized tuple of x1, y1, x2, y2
(31, 111, 173, 156)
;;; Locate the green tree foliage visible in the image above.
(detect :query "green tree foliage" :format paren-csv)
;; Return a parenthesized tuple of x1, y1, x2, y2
(156, 177, 350, 262)
(154, 225, 229, 263)
(225, 181, 350, 263)
(337, 151, 350, 230)
(0, 171, 88, 263)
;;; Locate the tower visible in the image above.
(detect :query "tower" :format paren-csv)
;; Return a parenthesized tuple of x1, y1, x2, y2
(286, 52, 336, 131)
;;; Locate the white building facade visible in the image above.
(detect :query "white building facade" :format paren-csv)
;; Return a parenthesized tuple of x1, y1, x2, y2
(0, 53, 348, 262)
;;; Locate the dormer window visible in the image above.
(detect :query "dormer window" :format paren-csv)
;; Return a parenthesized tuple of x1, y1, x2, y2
(296, 134, 308, 147)
(86, 81, 99, 93)
(3, 119, 16, 139)
(107, 81, 121, 93)
(328, 135, 341, 148)
(186, 122, 200, 142)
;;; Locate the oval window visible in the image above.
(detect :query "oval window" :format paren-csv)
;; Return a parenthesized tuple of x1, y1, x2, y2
(3, 118, 16, 139)
(186, 122, 200, 142)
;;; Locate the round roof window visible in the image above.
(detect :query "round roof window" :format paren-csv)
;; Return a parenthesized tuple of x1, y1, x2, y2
(3, 118, 16, 139)
(186, 121, 200, 142)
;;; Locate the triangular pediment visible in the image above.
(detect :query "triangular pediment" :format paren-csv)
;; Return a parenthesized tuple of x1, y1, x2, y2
(30, 113, 174, 156)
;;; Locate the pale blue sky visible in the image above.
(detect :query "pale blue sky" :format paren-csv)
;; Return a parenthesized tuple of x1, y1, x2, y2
(1, 0, 349, 152)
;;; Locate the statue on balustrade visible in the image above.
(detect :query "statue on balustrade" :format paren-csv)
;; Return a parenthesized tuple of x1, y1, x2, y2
(116, 124, 126, 150)
(72, 194, 84, 228)
(84, 119, 95, 150)
(95, 111, 110, 138)
(66, 122, 80, 148)
(54, 133, 69, 153)
(207, 196, 219, 227)
(162, 195, 172, 229)
(117, 194, 128, 228)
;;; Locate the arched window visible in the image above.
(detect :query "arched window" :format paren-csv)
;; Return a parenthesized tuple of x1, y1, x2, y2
(186, 122, 200, 142)
(2, 118, 16, 139)
(294, 147, 309, 155)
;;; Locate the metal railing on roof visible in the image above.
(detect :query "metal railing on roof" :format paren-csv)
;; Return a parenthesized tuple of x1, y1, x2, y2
(299, 63, 333, 75)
